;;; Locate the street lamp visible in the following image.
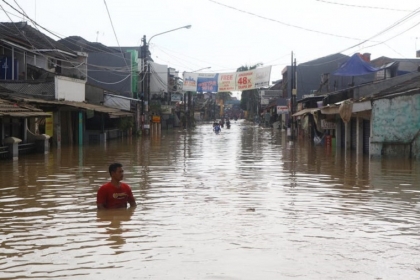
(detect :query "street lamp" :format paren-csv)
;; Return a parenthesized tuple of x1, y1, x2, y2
(142, 25, 191, 135)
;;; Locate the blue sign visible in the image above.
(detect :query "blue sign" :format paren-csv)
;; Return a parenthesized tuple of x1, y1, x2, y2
(197, 74, 218, 93)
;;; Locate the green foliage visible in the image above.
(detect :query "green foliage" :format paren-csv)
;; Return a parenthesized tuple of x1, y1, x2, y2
(118, 117, 133, 131)
(216, 92, 232, 103)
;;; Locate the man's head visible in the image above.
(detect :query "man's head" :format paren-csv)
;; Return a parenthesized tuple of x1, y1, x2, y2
(109, 163, 123, 181)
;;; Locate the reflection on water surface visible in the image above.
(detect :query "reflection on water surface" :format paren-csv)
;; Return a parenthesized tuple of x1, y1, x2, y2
(1, 120, 419, 279)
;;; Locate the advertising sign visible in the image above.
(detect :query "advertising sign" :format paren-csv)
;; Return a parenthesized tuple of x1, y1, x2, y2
(152, 116, 161, 123)
(171, 93, 182, 102)
(277, 106, 288, 114)
(218, 72, 236, 92)
(183, 73, 198, 91)
(321, 119, 336, 129)
(182, 66, 272, 93)
(161, 105, 172, 114)
(197, 73, 218, 93)
(254, 66, 272, 88)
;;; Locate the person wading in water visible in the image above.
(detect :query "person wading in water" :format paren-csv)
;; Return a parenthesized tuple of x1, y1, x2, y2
(97, 163, 137, 210)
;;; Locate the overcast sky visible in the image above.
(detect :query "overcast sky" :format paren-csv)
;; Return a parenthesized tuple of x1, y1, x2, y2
(1, 0, 420, 98)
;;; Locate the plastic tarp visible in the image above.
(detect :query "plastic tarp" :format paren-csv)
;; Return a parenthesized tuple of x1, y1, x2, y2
(332, 54, 379, 76)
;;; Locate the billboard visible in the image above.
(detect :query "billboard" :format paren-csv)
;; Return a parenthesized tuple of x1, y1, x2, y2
(183, 66, 271, 92)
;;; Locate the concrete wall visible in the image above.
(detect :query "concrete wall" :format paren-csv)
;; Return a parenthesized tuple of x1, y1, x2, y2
(55, 75, 86, 102)
(371, 93, 420, 158)
(85, 84, 104, 105)
(87, 52, 132, 96)
(354, 72, 419, 100)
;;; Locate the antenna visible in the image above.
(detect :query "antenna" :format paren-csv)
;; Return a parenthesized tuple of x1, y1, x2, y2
(96, 31, 99, 42)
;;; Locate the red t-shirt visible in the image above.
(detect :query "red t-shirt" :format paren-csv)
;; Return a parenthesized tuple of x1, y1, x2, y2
(97, 182, 135, 209)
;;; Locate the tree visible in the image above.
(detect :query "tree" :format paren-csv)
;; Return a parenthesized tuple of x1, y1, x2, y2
(237, 63, 263, 119)
(216, 91, 232, 104)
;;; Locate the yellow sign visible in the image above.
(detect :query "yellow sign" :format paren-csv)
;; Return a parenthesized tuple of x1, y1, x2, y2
(152, 116, 161, 123)
(45, 112, 53, 137)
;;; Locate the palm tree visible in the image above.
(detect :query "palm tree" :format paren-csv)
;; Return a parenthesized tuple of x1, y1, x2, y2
(237, 63, 262, 119)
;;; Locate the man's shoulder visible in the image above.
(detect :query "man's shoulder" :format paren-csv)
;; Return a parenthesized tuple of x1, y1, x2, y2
(99, 182, 112, 190)
(120, 182, 132, 190)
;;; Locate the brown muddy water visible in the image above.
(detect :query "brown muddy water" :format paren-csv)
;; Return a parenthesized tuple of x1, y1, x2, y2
(0, 120, 419, 280)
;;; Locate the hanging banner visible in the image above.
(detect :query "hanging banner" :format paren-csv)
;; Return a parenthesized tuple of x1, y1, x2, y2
(197, 73, 218, 93)
(183, 66, 271, 92)
(236, 70, 254, 90)
(183, 73, 198, 91)
(254, 66, 272, 88)
(218, 72, 236, 92)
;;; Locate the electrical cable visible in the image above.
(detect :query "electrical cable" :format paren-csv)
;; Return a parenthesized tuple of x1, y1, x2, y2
(102, 0, 129, 69)
(207, 0, 361, 40)
(339, 6, 420, 53)
(2, 0, 139, 72)
(315, 0, 412, 12)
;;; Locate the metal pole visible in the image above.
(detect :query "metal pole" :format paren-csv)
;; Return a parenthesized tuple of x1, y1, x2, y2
(146, 50, 150, 135)
(143, 25, 191, 135)
(293, 58, 297, 140)
(290, 52, 294, 140)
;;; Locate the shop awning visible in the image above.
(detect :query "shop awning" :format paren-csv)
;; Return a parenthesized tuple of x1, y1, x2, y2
(6, 97, 133, 118)
(292, 108, 319, 117)
(321, 105, 340, 115)
(0, 111, 52, 118)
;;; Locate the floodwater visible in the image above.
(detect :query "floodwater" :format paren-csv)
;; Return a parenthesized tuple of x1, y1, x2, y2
(0, 120, 420, 280)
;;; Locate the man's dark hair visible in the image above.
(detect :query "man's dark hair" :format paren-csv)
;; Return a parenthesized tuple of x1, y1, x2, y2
(109, 163, 122, 176)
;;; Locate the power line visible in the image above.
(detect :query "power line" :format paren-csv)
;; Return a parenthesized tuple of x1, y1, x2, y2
(360, 20, 420, 51)
(0, 6, 145, 81)
(103, 0, 129, 69)
(207, 0, 361, 40)
(315, 0, 412, 12)
(339, 6, 420, 53)
(1, 0, 138, 69)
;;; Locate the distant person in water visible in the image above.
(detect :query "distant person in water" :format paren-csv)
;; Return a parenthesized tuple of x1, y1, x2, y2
(97, 163, 137, 210)
(213, 122, 221, 133)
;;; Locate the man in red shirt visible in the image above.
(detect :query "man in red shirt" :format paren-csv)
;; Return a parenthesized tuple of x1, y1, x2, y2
(97, 163, 137, 210)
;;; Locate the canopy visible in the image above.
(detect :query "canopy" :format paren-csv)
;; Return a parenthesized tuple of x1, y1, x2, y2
(332, 54, 379, 76)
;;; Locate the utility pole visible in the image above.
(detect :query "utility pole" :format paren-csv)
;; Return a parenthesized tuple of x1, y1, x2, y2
(293, 57, 297, 140)
(290, 52, 294, 140)
(140, 35, 147, 135)
(142, 35, 150, 135)
(188, 91, 192, 128)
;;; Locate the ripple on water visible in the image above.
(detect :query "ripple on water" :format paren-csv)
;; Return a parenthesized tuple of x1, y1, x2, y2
(0, 120, 420, 279)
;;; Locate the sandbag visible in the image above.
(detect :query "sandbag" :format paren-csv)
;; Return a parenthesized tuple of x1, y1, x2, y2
(339, 100, 353, 123)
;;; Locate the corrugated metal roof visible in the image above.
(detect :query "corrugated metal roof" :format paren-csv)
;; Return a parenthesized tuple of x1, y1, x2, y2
(0, 98, 50, 117)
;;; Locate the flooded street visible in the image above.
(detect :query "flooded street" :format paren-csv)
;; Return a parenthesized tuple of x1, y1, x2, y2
(1, 120, 420, 279)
